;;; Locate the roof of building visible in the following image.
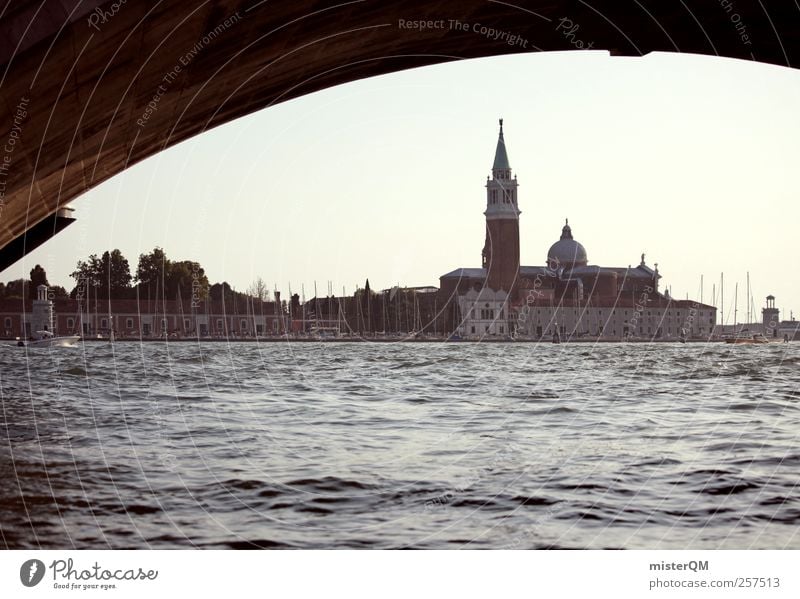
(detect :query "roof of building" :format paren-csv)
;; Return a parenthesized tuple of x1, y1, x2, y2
(442, 263, 658, 281)
(602, 266, 656, 280)
(492, 118, 510, 170)
(547, 220, 588, 268)
(440, 267, 487, 279)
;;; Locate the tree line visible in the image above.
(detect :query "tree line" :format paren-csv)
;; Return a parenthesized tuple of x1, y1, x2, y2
(69, 247, 212, 301)
(0, 248, 275, 305)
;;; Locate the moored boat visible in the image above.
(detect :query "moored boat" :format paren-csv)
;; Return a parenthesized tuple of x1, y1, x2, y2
(724, 332, 769, 345)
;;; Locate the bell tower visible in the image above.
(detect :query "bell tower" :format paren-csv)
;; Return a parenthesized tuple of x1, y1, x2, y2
(482, 119, 520, 293)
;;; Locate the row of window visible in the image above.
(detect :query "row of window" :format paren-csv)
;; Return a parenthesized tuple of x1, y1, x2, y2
(526, 317, 713, 327)
(521, 326, 709, 337)
(2, 316, 276, 332)
(523, 310, 714, 325)
(536, 308, 703, 318)
(93, 318, 268, 331)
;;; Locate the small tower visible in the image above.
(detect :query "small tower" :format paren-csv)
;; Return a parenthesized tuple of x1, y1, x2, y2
(763, 295, 780, 338)
(31, 284, 54, 336)
(482, 118, 520, 293)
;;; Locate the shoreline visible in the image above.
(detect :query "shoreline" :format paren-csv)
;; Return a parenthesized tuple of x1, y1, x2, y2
(2, 336, 753, 344)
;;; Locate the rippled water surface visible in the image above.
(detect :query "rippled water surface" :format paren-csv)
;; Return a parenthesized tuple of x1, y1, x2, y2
(1, 341, 798, 549)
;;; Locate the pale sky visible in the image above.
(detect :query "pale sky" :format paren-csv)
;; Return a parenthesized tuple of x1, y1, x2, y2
(7, 50, 800, 322)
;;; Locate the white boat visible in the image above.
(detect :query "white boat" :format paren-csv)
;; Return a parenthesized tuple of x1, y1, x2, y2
(19, 330, 81, 348)
(724, 331, 769, 345)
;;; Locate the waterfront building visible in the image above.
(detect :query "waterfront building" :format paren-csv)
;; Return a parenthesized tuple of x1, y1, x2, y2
(439, 120, 717, 339)
(0, 289, 288, 339)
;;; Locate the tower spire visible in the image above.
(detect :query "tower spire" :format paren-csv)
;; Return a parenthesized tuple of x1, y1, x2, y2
(492, 118, 510, 171)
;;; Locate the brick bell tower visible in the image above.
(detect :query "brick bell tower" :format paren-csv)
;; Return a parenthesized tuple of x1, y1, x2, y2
(482, 118, 520, 294)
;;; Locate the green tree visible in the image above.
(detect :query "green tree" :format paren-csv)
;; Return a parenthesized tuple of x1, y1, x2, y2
(135, 248, 209, 301)
(135, 247, 168, 296)
(71, 249, 132, 299)
(30, 264, 49, 288)
(99, 249, 132, 297)
(165, 260, 209, 301)
(209, 281, 235, 303)
(50, 285, 70, 300)
(70, 253, 101, 298)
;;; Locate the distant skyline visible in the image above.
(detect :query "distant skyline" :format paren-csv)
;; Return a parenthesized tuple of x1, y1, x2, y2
(5, 50, 800, 322)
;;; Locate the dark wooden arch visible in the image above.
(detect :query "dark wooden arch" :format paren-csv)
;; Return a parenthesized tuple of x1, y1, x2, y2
(1, 0, 798, 269)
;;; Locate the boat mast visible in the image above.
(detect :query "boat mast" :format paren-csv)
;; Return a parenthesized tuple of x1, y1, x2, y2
(381, 291, 386, 337)
(341, 285, 346, 336)
(314, 281, 318, 333)
(367, 284, 372, 335)
(301, 284, 306, 335)
(287, 282, 293, 336)
(746, 272, 750, 324)
(405, 290, 410, 333)
(712, 283, 716, 314)
(414, 291, 422, 333)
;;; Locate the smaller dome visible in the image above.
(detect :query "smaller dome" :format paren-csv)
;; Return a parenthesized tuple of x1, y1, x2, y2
(547, 219, 587, 268)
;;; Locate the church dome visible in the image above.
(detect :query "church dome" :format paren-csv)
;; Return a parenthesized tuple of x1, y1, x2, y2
(547, 220, 587, 268)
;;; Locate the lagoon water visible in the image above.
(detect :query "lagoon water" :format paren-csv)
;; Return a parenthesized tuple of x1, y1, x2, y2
(1, 341, 798, 549)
